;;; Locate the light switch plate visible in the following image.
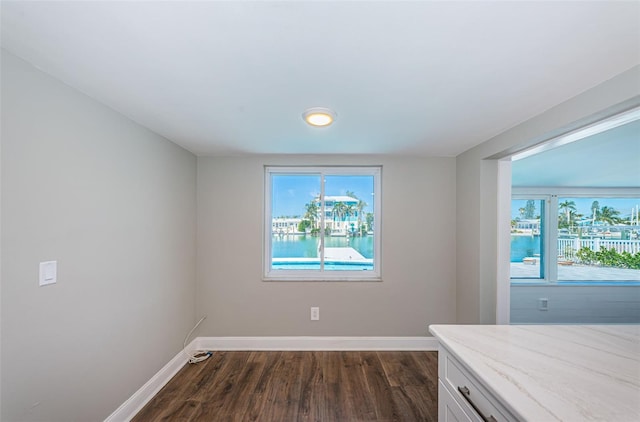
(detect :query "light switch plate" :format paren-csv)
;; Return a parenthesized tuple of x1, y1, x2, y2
(39, 261, 57, 286)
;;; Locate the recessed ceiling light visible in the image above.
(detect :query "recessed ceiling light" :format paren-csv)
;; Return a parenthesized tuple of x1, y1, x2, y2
(303, 107, 336, 127)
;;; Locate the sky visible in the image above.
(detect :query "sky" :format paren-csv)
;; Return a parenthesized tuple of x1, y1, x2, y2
(272, 174, 375, 217)
(511, 197, 640, 221)
(273, 174, 639, 221)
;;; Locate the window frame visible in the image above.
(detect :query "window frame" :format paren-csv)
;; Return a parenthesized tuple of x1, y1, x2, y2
(510, 194, 550, 281)
(511, 187, 640, 284)
(264, 166, 382, 281)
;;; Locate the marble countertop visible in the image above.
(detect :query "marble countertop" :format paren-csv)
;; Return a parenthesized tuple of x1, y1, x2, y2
(429, 324, 640, 421)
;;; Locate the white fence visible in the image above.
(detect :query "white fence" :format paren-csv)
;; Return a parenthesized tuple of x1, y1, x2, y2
(558, 238, 640, 259)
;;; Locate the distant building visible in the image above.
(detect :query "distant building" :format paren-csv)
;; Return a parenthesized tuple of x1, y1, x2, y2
(271, 196, 365, 236)
(514, 219, 540, 235)
(316, 195, 361, 236)
(272, 217, 302, 235)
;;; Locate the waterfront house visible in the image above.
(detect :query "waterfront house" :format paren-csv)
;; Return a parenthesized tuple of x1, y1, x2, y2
(271, 217, 303, 235)
(270, 196, 363, 236)
(513, 219, 541, 235)
(318, 195, 362, 236)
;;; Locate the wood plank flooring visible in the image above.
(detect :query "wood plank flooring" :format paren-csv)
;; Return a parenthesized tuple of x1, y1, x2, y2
(133, 351, 438, 422)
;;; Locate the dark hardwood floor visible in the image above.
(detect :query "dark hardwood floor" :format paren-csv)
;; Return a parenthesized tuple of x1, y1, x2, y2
(133, 351, 438, 422)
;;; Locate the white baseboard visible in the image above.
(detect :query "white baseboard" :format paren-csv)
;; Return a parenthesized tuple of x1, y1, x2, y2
(104, 340, 194, 422)
(194, 336, 438, 351)
(105, 336, 437, 421)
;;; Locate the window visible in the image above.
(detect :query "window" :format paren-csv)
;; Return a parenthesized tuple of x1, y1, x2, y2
(510, 197, 546, 279)
(511, 191, 640, 283)
(264, 166, 381, 280)
(556, 197, 640, 282)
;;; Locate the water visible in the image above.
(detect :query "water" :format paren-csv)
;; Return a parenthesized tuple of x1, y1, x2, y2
(272, 235, 374, 259)
(276, 234, 536, 263)
(510, 235, 541, 262)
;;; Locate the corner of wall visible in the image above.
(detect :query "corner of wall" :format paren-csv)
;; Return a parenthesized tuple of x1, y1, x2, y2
(455, 67, 640, 325)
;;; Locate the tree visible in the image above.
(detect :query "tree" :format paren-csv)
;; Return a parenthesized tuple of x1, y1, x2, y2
(331, 202, 347, 229)
(559, 200, 576, 229)
(344, 203, 355, 219)
(297, 220, 311, 232)
(570, 210, 583, 224)
(304, 202, 319, 229)
(343, 191, 368, 235)
(591, 201, 600, 225)
(599, 206, 621, 225)
(366, 212, 374, 232)
(331, 202, 343, 220)
(343, 203, 356, 234)
(524, 200, 536, 219)
(356, 199, 367, 235)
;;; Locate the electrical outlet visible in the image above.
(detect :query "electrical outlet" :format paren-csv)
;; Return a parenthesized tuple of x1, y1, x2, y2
(310, 307, 320, 321)
(538, 298, 549, 311)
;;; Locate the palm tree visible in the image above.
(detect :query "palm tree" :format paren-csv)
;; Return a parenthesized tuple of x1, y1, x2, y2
(304, 201, 319, 230)
(570, 210, 583, 223)
(524, 200, 536, 219)
(343, 191, 367, 235)
(344, 203, 356, 219)
(366, 212, 374, 232)
(559, 200, 576, 229)
(331, 201, 344, 219)
(591, 201, 600, 225)
(343, 203, 356, 235)
(331, 201, 347, 233)
(599, 206, 621, 225)
(356, 199, 367, 235)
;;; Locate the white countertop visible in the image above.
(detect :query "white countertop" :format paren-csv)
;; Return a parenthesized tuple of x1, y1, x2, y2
(429, 324, 640, 421)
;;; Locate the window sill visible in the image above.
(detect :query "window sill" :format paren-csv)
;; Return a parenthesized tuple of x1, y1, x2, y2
(263, 276, 383, 282)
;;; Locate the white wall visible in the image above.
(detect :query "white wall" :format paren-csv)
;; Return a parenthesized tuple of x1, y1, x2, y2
(196, 155, 457, 336)
(456, 66, 640, 324)
(1, 50, 197, 421)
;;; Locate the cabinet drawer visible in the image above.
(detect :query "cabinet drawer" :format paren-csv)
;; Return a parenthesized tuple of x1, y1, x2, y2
(440, 349, 516, 422)
(439, 379, 475, 422)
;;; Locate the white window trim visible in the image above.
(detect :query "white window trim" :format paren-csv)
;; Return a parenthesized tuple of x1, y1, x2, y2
(511, 194, 551, 282)
(263, 166, 382, 281)
(511, 187, 640, 284)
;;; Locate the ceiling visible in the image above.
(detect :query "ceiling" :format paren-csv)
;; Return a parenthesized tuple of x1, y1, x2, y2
(1, 1, 639, 156)
(512, 118, 640, 188)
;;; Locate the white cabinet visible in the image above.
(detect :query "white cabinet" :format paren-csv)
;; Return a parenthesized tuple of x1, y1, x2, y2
(430, 324, 640, 421)
(439, 380, 475, 422)
(438, 345, 516, 422)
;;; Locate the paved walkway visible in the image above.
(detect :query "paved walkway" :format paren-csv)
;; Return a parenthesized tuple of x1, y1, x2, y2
(511, 262, 640, 281)
(324, 247, 367, 261)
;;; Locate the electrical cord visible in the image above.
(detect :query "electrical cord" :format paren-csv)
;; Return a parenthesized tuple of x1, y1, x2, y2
(183, 315, 212, 364)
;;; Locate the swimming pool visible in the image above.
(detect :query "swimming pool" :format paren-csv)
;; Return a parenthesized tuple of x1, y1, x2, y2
(272, 258, 373, 271)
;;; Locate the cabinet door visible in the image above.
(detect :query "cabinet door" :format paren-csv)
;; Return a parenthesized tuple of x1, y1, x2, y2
(440, 347, 516, 421)
(439, 380, 474, 422)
